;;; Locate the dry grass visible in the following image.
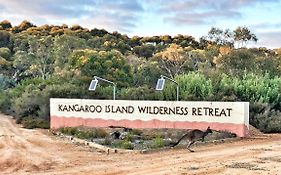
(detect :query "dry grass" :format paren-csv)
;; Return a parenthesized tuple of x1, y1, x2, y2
(225, 162, 267, 171)
(260, 157, 281, 162)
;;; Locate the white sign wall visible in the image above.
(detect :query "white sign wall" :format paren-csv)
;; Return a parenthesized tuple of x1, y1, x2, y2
(50, 98, 249, 137)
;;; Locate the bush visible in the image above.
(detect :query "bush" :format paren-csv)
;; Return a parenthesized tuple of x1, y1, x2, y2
(249, 102, 270, 129)
(233, 73, 281, 105)
(119, 85, 163, 100)
(151, 135, 164, 148)
(21, 116, 50, 129)
(113, 140, 134, 150)
(58, 127, 108, 139)
(130, 129, 143, 136)
(13, 88, 43, 119)
(0, 90, 13, 114)
(0, 75, 15, 90)
(171, 72, 213, 101)
(11, 77, 91, 128)
(209, 73, 238, 101)
(2, 72, 281, 133)
(59, 127, 78, 135)
(254, 110, 281, 133)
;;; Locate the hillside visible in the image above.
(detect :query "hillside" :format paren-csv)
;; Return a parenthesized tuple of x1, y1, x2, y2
(0, 20, 281, 133)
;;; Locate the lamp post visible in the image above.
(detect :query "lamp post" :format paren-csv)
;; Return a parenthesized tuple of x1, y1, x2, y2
(89, 76, 116, 100)
(156, 75, 179, 101)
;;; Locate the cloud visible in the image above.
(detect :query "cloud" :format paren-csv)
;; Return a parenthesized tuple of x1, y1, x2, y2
(0, 0, 94, 18)
(155, 0, 279, 25)
(164, 10, 241, 25)
(257, 31, 281, 49)
(88, 0, 144, 32)
(0, 0, 144, 32)
(251, 22, 281, 30)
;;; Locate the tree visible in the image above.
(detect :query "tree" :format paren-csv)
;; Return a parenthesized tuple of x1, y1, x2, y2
(0, 20, 12, 29)
(90, 28, 109, 37)
(0, 75, 15, 90)
(87, 37, 103, 49)
(203, 27, 234, 47)
(160, 35, 172, 45)
(133, 60, 163, 87)
(13, 36, 54, 80)
(129, 36, 142, 47)
(0, 47, 12, 75)
(70, 24, 84, 31)
(12, 50, 31, 81)
(68, 49, 133, 87)
(116, 41, 131, 54)
(11, 33, 30, 52)
(18, 20, 35, 31)
(154, 44, 192, 78)
(234, 26, 258, 48)
(172, 34, 199, 48)
(0, 31, 11, 48)
(0, 47, 11, 60)
(140, 36, 161, 45)
(53, 34, 87, 69)
(133, 44, 155, 58)
(28, 36, 55, 79)
(214, 48, 255, 76)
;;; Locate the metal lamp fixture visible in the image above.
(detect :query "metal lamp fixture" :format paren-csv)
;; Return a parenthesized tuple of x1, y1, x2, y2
(156, 75, 179, 101)
(89, 76, 116, 100)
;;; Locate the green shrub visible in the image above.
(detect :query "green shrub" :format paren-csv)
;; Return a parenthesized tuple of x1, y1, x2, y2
(58, 127, 108, 139)
(2, 71, 281, 133)
(130, 129, 143, 136)
(169, 73, 213, 101)
(93, 128, 109, 138)
(151, 135, 164, 148)
(255, 110, 281, 133)
(59, 127, 79, 135)
(249, 102, 270, 129)
(209, 73, 238, 101)
(0, 75, 15, 90)
(233, 73, 281, 105)
(113, 140, 134, 150)
(13, 88, 42, 119)
(119, 85, 163, 100)
(0, 90, 13, 114)
(102, 137, 112, 146)
(211, 130, 236, 140)
(21, 116, 50, 129)
(123, 133, 134, 142)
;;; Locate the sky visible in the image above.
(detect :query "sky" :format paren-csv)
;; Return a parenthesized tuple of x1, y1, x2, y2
(0, 0, 281, 49)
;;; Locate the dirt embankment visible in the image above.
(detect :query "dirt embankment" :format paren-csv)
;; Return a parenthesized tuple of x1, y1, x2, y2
(1, 113, 281, 175)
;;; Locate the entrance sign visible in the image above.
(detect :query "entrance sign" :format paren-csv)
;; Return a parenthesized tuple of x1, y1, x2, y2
(50, 98, 249, 137)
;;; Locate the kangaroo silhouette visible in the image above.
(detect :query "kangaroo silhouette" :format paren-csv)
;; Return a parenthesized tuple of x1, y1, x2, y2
(171, 126, 213, 152)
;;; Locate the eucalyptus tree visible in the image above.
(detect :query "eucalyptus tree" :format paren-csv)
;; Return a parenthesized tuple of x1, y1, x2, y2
(154, 44, 193, 78)
(53, 34, 87, 70)
(233, 26, 258, 48)
(68, 49, 133, 87)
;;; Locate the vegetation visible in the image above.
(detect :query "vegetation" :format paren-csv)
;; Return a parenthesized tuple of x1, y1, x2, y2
(56, 127, 236, 150)
(0, 20, 281, 133)
(59, 127, 108, 139)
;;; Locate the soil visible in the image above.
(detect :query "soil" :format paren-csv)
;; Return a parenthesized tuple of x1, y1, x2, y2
(1, 113, 281, 175)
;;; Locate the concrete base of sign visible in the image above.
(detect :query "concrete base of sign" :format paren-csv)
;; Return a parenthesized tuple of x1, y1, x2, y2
(51, 116, 249, 137)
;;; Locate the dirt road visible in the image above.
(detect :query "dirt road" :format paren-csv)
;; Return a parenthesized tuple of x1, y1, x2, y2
(1, 113, 281, 175)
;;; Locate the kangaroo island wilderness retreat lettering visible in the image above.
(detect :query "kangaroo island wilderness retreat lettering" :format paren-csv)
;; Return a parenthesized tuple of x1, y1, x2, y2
(58, 104, 232, 117)
(50, 98, 249, 137)
(191, 107, 232, 117)
(58, 104, 103, 113)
